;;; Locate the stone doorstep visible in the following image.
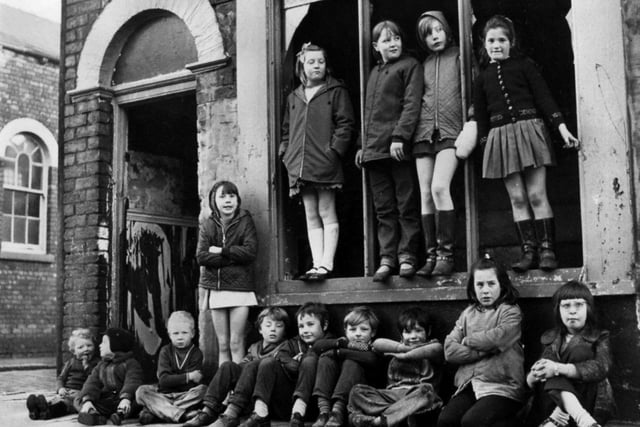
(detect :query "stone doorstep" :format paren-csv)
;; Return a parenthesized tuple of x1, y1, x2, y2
(0, 357, 56, 372)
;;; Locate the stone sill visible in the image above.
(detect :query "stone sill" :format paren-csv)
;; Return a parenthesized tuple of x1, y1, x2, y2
(267, 268, 636, 306)
(0, 251, 55, 263)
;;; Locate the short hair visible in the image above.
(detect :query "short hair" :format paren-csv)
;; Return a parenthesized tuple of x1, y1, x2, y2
(68, 328, 95, 352)
(397, 307, 431, 334)
(343, 306, 379, 333)
(371, 20, 405, 62)
(295, 43, 331, 87)
(208, 180, 241, 212)
(416, 12, 454, 52)
(552, 281, 597, 333)
(466, 254, 519, 306)
(296, 302, 329, 327)
(256, 307, 290, 331)
(167, 310, 195, 332)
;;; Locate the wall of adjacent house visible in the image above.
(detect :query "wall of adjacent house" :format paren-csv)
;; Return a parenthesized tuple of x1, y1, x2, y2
(0, 46, 59, 357)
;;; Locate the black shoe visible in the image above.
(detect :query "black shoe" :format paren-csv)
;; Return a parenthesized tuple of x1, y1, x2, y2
(290, 412, 305, 427)
(26, 394, 39, 420)
(349, 413, 377, 427)
(109, 411, 124, 425)
(139, 409, 160, 425)
(183, 409, 217, 427)
(238, 412, 270, 427)
(312, 412, 330, 427)
(512, 220, 538, 273)
(308, 266, 332, 281)
(78, 411, 108, 426)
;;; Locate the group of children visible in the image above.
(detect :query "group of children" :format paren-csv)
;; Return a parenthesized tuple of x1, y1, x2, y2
(28, 259, 613, 427)
(280, 12, 579, 281)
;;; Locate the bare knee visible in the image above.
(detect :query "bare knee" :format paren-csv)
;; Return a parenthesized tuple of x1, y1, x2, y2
(431, 182, 451, 206)
(229, 333, 245, 354)
(510, 191, 529, 211)
(527, 188, 548, 210)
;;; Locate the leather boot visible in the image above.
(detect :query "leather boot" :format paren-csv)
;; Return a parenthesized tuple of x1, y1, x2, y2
(416, 214, 437, 277)
(432, 210, 455, 276)
(42, 401, 68, 419)
(536, 218, 558, 271)
(512, 220, 538, 272)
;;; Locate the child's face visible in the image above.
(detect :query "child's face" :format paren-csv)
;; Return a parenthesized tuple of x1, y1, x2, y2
(99, 335, 113, 358)
(474, 268, 501, 307)
(303, 51, 327, 86)
(484, 27, 511, 61)
(345, 320, 374, 344)
(297, 313, 326, 345)
(259, 315, 287, 345)
(214, 187, 238, 218)
(425, 21, 447, 53)
(168, 321, 194, 349)
(402, 325, 428, 346)
(559, 298, 587, 334)
(73, 338, 95, 360)
(373, 28, 402, 63)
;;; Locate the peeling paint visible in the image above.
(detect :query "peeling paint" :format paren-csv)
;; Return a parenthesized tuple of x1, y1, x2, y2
(613, 177, 624, 198)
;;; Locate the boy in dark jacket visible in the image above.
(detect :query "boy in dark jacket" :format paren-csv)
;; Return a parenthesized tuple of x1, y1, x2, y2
(26, 328, 99, 420)
(135, 311, 206, 424)
(237, 302, 333, 427)
(75, 327, 143, 426)
(184, 307, 289, 427)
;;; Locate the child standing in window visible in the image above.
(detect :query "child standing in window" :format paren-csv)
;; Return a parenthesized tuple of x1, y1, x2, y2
(356, 21, 423, 282)
(437, 255, 525, 427)
(196, 181, 258, 365)
(527, 281, 614, 427)
(280, 43, 356, 281)
(474, 15, 579, 273)
(413, 11, 466, 277)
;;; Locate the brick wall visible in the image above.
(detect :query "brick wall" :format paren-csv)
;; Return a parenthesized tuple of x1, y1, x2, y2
(0, 45, 59, 357)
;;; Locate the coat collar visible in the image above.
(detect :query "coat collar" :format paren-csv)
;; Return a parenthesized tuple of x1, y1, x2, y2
(293, 75, 344, 101)
(541, 325, 607, 346)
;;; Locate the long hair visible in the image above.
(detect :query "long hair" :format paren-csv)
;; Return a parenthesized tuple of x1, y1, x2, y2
(295, 43, 331, 87)
(466, 253, 518, 306)
(552, 281, 597, 334)
(371, 20, 405, 62)
(208, 180, 241, 215)
(478, 15, 522, 68)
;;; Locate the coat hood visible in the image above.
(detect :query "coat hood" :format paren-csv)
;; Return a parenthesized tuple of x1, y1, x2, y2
(294, 75, 347, 100)
(208, 185, 243, 220)
(417, 10, 453, 52)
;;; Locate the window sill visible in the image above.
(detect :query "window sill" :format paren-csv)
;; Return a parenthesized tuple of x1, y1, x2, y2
(268, 268, 636, 306)
(0, 251, 55, 263)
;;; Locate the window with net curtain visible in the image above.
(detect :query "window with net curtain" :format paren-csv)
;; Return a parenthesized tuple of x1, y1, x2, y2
(2, 132, 47, 253)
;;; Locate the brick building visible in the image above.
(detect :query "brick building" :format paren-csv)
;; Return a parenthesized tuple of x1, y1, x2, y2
(59, 0, 640, 422)
(0, 5, 60, 358)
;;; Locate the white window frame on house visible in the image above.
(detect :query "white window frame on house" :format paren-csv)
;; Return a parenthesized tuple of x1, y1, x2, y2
(0, 118, 58, 258)
(263, 0, 636, 305)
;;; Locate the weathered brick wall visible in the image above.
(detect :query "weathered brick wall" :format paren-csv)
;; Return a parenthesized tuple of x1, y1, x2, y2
(0, 46, 59, 357)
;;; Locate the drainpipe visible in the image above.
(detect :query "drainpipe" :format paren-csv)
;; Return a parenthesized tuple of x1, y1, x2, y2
(55, 0, 66, 373)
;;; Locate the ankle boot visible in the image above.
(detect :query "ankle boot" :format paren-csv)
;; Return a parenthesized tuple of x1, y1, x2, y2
(42, 401, 67, 419)
(512, 220, 538, 272)
(416, 214, 437, 277)
(536, 218, 558, 271)
(432, 210, 455, 276)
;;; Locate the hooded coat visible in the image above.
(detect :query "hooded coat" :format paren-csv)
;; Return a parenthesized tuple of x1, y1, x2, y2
(196, 188, 258, 292)
(76, 351, 143, 405)
(280, 76, 355, 191)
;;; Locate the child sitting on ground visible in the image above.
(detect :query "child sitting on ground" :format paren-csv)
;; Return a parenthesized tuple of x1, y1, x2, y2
(348, 307, 444, 427)
(236, 302, 333, 427)
(311, 305, 383, 427)
(75, 327, 143, 426)
(136, 311, 207, 424)
(26, 328, 100, 420)
(184, 307, 289, 427)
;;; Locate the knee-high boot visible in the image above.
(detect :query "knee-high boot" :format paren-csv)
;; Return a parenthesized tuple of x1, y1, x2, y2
(536, 218, 558, 271)
(512, 220, 538, 272)
(432, 210, 455, 276)
(416, 214, 437, 277)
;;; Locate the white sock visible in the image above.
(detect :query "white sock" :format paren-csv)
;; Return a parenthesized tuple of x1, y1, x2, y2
(307, 227, 324, 269)
(561, 391, 597, 427)
(320, 223, 339, 271)
(254, 399, 269, 417)
(549, 407, 570, 426)
(292, 398, 307, 417)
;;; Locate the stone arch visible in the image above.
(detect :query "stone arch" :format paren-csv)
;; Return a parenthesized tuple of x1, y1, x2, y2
(0, 118, 58, 167)
(75, 0, 226, 91)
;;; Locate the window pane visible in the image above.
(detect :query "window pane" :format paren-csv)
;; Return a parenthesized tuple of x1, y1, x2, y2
(27, 194, 40, 217)
(32, 148, 43, 163)
(27, 219, 39, 245)
(13, 217, 26, 243)
(23, 137, 37, 154)
(14, 191, 26, 215)
(5, 145, 17, 158)
(2, 215, 11, 242)
(3, 190, 12, 214)
(32, 166, 42, 190)
(17, 154, 30, 187)
(3, 160, 15, 186)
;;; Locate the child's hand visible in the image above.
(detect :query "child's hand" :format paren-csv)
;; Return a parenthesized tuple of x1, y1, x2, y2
(117, 398, 131, 416)
(209, 245, 222, 254)
(558, 124, 580, 150)
(188, 370, 203, 383)
(530, 358, 559, 380)
(390, 142, 405, 161)
(355, 149, 363, 169)
(293, 352, 303, 362)
(57, 387, 68, 397)
(81, 401, 96, 413)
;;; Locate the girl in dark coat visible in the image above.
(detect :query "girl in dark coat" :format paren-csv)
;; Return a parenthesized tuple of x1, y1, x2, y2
(196, 181, 258, 365)
(280, 43, 355, 282)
